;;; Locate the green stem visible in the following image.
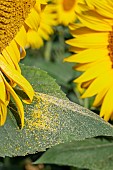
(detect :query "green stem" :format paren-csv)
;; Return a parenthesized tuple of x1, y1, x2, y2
(4, 157, 11, 166)
(84, 98, 89, 109)
(44, 40, 52, 61)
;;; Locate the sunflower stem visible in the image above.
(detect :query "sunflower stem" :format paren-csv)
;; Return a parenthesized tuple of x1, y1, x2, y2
(44, 40, 52, 61)
(4, 157, 11, 166)
(74, 90, 84, 106)
(84, 98, 89, 109)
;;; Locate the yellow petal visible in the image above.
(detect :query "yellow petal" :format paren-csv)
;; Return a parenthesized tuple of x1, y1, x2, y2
(69, 46, 86, 53)
(10, 40, 20, 63)
(64, 48, 108, 63)
(69, 23, 98, 37)
(93, 89, 108, 107)
(15, 26, 27, 59)
(40, 23, 54, 34)
(2, 77, 24, 128)
(38, 28, 49, 40)
(15, 26, 27, 48)
(66, 32, 109, 48)
(90, 0, 113, 18)
(77, 10, 112, 31)
(0, 58, 34, 104)
(5, 43, 21, 72)
(25, 8, 40, 31)
(27, 30, 44, 48)
(74, 63, 95, 71)
(0, 73, 6, 103)
(100, 86, 113, 121)
(74, 58, 111, 83)
(2, 50, 17, 69)
(81, 70, 113, 98)
(0, 102, 7, 126)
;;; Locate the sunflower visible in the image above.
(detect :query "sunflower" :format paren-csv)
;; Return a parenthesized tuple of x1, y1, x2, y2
(52, 0, 77, 26)
(0, 0, 47, 128)
(26, 2, 57, 49)
(64, 1, 113, 121)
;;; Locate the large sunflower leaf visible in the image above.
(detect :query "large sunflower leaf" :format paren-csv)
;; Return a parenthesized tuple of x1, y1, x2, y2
(0, 65, 113, 157)
(35, 138, 113, 170)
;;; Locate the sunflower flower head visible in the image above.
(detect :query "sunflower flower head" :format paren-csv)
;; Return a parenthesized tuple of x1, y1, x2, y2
(53, 0, 77, 26)
(26, 0, 58, 49)
(64, 0, 113, 121)
(0, 0, 48, 128)
(0, 0, 35, 53)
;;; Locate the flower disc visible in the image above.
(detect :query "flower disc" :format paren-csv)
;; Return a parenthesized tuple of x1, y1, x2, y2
(0, 0, 35, 53)
(63, 0, 76, 11)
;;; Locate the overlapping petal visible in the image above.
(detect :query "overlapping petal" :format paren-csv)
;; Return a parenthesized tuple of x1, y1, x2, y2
(52, 0, 77, 26)
(0, 0, 48, 127)
(65, 0, 113, 121)
(26, 1, 57, 49)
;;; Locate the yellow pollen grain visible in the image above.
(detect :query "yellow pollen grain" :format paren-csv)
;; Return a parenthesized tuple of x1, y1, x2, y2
(0, 0, 36, 53)
(108, 31, 113, 64)
(26, 94, 51, 130)
(62, 0, 76, 11)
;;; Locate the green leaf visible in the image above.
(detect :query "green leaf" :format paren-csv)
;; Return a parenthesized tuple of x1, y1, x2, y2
(21, 57, 77, 88)
(20, 64, 67, 99)
(0, 65, 113, 157)
(35, 138, 113, 170)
